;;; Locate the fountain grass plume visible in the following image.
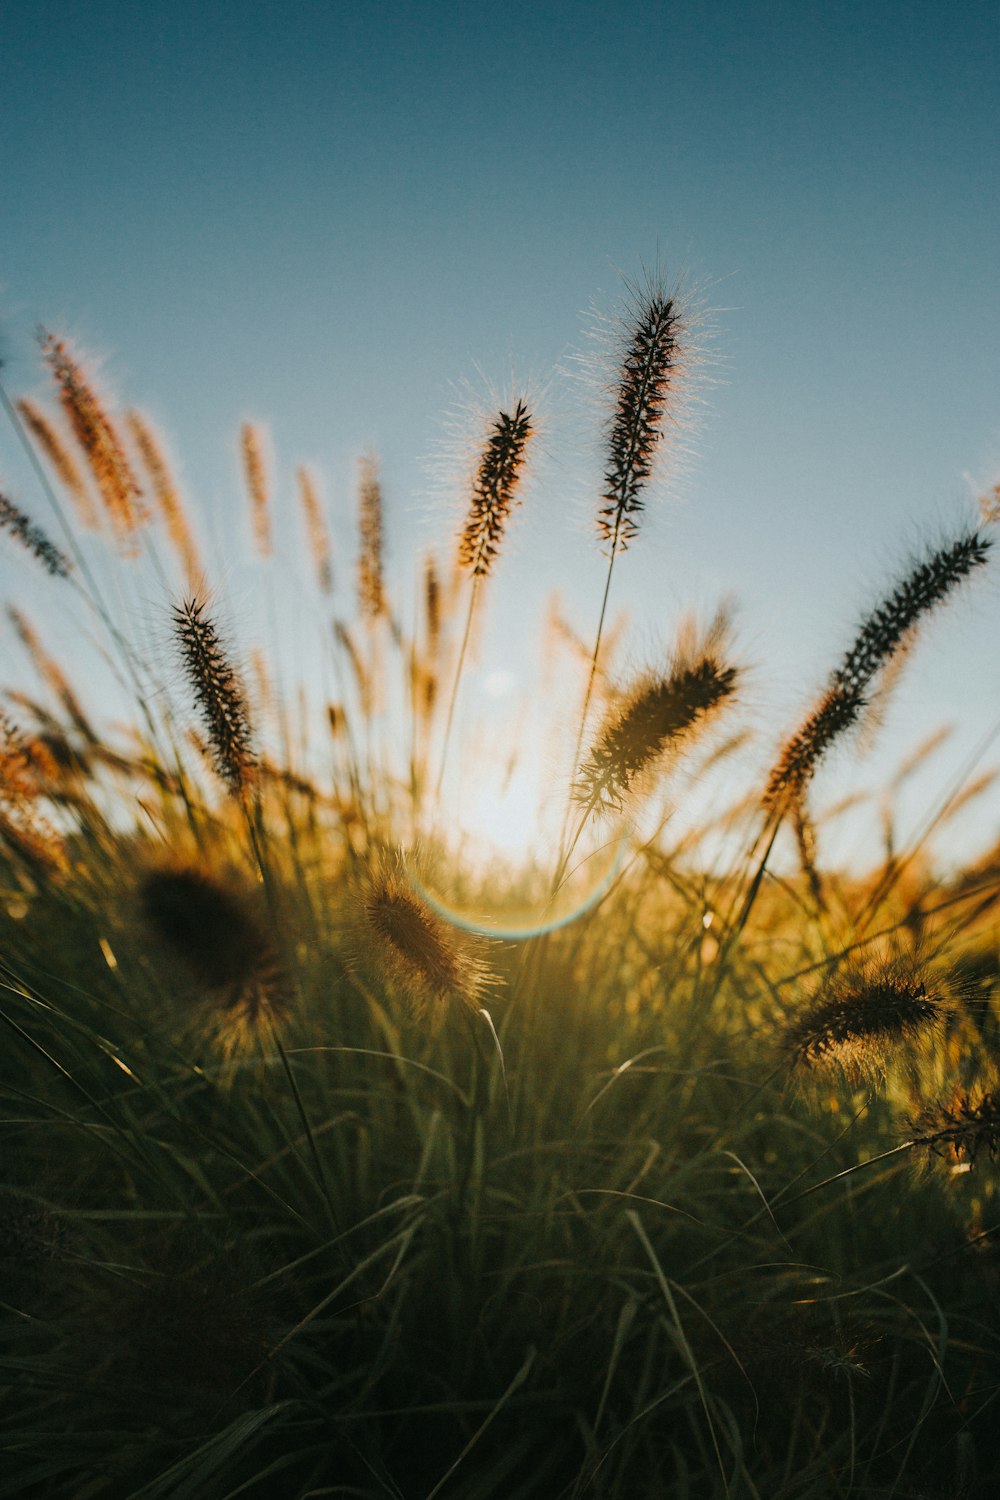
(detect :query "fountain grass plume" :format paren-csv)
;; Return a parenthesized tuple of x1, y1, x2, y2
(457, 398, 533, 577)
(598, 283, 684, 555)
(127, 411, 203, 591)
(297, 466, 333, 594)
(357, 454, 385, 619)
(15, 399, 99, 529)
(362, 853, 494, 1027)
(766, 526, 992, 811)
(241, 423, 271, 558)
(173, 597, 256, 794)
(40, 330, 146, 548)
(0, 490, 72, 578)
(782, 961, 942, 1083)
(909, 1087, 1000, 1167)
(139, 863, 285, 1056)
(575, 651, 738, 816)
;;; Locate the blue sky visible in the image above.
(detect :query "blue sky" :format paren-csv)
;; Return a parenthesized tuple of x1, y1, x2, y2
(3, 0, 1000, 866)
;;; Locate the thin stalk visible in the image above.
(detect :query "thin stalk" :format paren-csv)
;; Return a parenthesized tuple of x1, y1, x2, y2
(434, 575, 480, 802)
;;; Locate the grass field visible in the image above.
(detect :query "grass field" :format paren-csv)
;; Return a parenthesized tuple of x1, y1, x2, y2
(2, 280, 1000, 1498)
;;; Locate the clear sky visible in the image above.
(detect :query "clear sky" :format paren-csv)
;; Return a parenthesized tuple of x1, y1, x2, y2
(3, 0, 1000, 869)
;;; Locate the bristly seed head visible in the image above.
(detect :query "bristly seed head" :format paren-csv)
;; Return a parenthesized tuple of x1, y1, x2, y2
(362, 856, 493, 1026)
(765, 528, 991, 810)
(173, 598, 255, 793)
(782, 962, 942, 1082)
(598, 288, 682, 554)
(0, 491, 72, 578)
(40, 331, 147, 548)
(458, 400, 533, 577)
(357, 454, 386, 618)
(139, 864, 286, 1055)
(575, 617, 738, 815)
(909, 1088, 1000, 1167)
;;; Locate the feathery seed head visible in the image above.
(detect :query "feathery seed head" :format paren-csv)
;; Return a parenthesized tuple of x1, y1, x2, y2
(766, 527, 991, 810)
(173, 597, 255, 793)
(362, 855, 493, 1026)
(0, 490, 72, 578)
(40, 331, 147, 547)
(140, 865, 269, 991)
(457, 399, 533, 577)
(139, 864, 286, 1053)
(575, 614, 738, 815)
(127, 411, 203, 591)
(357, 453, 386, 618)
(297, 466, 333, 593)
(909, 1088, 1000, 1167)
(16, 398, 99, 529)
(598, 284, 684, 554)
(783, 962, 942, 1082)
(240, 423, 271, 558)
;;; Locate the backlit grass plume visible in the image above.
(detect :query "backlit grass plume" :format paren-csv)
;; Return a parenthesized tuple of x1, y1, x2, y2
(40, 331, 146, 548)
(357, 454, 385, 619)
(362, 856, 493, 1025)
(15, 398, 99, 529)
(434, 400, 534, 797)
(0, 490, 71, 578)
(127, 411, 203, 591)
(766, 527, 992, 810)
(173, 597, 255, 793)
(909, 1087, 1000, 1167)
(598, 285, 683, 555)
(297, 466, 333, 594)
(457, 398, 533, 577)
(782, 962, 942, 1082)
(575, 617, 738, 816)
(139, 864, 284, 1054)
(241, 423, 271, 559)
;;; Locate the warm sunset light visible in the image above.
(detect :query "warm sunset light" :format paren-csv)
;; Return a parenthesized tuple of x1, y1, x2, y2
(3, 3, 999, 1496)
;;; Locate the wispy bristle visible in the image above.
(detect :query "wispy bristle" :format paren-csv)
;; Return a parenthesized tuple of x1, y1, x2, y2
(783, 963, 942, 1082)
(241, 423, 271, 558)
(457, 399, 533, 577)
(173, 598, 255, 793)
(40, 332, 146, 548)
(766, 528, 991, 809)
(127, 412, 203, 591)
(357, 454, 385, 618)
(0, 490, 71, 578)
(362, 856, 493, 1026)
(598, 288, 682, 553)
(297, 466, 333, 593)
(16, 398, 99, 529)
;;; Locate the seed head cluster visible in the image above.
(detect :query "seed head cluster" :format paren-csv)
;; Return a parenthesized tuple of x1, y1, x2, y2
(173, 598, 255, 793)
(458, 400, 533, 577)
(598, 290, 682, 553)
